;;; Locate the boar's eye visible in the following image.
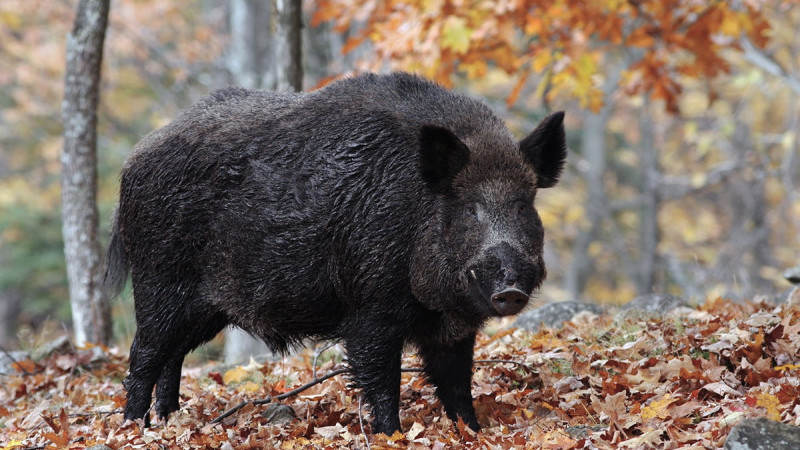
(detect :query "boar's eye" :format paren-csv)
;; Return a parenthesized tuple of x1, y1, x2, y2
(513, 199, 529, 216)
(465, 203, 478, 218)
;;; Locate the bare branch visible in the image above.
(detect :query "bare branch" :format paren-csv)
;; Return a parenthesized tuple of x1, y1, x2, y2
(210, 359, 532, 425)
(211, 367, 349, 424)
(0, 345, 31, 375)
(740, 37, 800, 95)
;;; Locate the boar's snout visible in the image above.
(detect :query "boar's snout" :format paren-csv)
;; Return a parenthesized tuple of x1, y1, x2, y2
(467, 241, 542, 317)
(491, 287, 529, 316)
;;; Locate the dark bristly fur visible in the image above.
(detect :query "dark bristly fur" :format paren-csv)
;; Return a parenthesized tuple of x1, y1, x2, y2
(106, 72, 567, 434)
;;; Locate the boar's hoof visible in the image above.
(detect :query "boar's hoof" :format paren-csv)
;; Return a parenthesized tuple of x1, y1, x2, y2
(491, 288, 529, 316)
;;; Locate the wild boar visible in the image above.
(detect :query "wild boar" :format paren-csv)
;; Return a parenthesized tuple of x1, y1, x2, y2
(105, 72, 566, 434)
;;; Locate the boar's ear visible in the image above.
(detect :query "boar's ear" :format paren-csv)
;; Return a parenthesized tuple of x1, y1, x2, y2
(519, 111, 567, 189)
(419, 125, 470, 194)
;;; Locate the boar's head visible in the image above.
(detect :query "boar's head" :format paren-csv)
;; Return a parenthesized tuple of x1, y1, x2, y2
(412, 112, 566, 323)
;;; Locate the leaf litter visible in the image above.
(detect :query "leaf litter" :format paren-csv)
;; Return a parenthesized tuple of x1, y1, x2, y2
(1, 298, 798, 449)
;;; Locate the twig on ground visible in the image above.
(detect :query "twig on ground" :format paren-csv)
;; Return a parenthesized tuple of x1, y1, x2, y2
(474, 359, 534, 372)
(68, 409, 123, 418)
(358, 394, 371, 450)
(211, 367, 350, 424)
(211, 358, 530, 424)
(312, 342, 337, 379)
(0, 344, 32, 375)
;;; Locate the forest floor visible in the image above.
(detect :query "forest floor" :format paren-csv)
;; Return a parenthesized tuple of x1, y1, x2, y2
(1, 297, 799, 449)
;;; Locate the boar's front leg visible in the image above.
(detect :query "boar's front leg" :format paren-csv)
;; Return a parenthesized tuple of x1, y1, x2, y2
(418, 332, 480, 431)
(344, 328, 404, 435)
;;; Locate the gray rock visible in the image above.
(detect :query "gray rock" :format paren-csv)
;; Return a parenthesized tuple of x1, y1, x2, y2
(724, 417, 800, 450)
(0, 350, 31, 374)
(31, 335, 72, 360)
(784, 265, 800, 284)
(261, 403, 296, 424)
(87, 445, 113, 450)
(620, 294, 687, 315)
(565, 424, 606, 439)
(514, 301, 603, 332)
(760, 287, 799, 305)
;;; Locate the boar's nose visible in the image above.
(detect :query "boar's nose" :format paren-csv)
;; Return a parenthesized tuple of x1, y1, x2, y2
(490, 287, 529, 316)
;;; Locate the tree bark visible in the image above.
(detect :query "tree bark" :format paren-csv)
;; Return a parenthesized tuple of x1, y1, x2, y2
(223, 0, 301, 364)
(637, 98, 660, 294)
(562, 107, 611, 299)
(61, 0, 111, 346)
(274, 0, 303, 92)
(0, 289, 21, 348)
(227, 0, 275, 89)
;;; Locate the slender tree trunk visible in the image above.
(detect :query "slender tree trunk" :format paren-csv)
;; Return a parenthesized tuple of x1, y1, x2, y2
(563, 108, 610, 299)
(224, 0, 303, 364)
(0, 289, 21, 348)
(274, 0, 303, 92)
(562, 66, 621, 300)
(638, 98, 660, 294)
(227, 0, 275, 89)
(223, 0, 276, 364)
(61, 0, 111, 346)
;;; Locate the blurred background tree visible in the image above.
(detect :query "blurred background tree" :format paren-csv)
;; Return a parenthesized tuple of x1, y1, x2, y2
(0, 0, 797, 352)
(61, 0, 111, 347)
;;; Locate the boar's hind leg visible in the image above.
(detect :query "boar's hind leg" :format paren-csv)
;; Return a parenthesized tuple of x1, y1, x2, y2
(418, 332, 480, 431)
(344, 331, 404, 435)
(153, 313, 227, 420)
(123, 332, 162, 425)
(124, 290, 227, 425)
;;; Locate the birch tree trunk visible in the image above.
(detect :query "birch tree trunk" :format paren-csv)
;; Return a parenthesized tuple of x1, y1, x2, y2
(227, 0, 274, 90)
(223, 0, 290, 364)
(637, 98, 660, 294)
(562, 66, 621, 300)
(274, 0, 303, 92)
(562, 107, 611, 299)
(61, 0, 111, 346)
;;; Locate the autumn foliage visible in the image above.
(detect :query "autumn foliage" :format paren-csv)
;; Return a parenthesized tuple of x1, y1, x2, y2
(313, 0, 771, 112)
(3, 298, 799, 448)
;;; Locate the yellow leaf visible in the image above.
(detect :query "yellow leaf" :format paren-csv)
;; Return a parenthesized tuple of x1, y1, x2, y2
(532, 50, 552, 73)
(441, 16, 471, 54)
(222, 366, 250, 384)
(691, 172, 706, 188)
(421, 0, 443, 14)
(0, 11, 22, 31)
(641, 393, 675, 420)
(755, 392, 781, 421)
(240, 381, 261, 393)
(718, 9, 741, 37)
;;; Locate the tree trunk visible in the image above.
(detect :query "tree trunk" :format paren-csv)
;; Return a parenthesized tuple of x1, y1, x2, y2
(562, 65, 622, 300)
(227, 0, 275, 89)
(61, 0, 111, 346)
(0, 289, 21, 348)
(637, 98, 660, 294)
(223, 0, 304, 364)
(562, 107, 611, 299)
(274, 0, 303, 92)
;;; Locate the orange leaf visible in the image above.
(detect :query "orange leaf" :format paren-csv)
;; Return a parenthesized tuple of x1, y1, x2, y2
(506, 70, 529, 107)
(11, 359, 36, 373)
(455, 417, 477, 442)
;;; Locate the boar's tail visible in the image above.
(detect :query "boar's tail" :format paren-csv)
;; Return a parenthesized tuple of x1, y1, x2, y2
(103, 208, 129, 300)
